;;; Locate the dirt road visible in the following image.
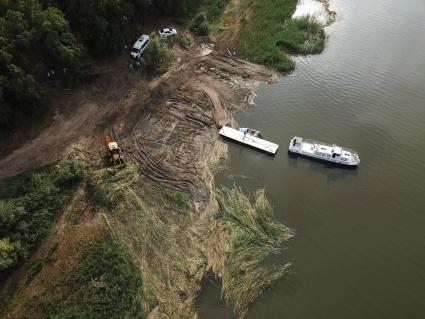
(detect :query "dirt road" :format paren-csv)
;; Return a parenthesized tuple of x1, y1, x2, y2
(0, 57, 145, 179)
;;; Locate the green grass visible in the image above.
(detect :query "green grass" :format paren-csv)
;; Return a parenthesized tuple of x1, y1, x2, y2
(26, 259, 43, 284)
(45, 241, 59, 265)
(233, 0, 326, 71)
(215, 186, 293, 318)
(141, 38, 176, 75)
(189, 0, 230, 35)
(38, 230, 145, 319)
(277, 17, 326, 54)
(177, 37, 192, 48)
(86, 165, 203, 317)
(0, 161, 84, 274)
(235, 0, 298, 71)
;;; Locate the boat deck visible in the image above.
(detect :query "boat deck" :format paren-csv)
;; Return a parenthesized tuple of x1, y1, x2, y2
(219, 126, 279, 155)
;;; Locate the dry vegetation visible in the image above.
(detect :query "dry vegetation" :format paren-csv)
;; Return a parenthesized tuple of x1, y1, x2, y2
(0, 0, 339, 317)
(1, 16, 295, 318)
(215, 187, 293, 317)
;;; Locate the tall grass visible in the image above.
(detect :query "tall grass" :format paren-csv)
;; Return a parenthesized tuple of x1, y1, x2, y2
(141, 38, 176, 75)
(215, 186, 293, 318)
(277, 17, 326, 54)
(235, 0, 298, 71)
(230, 0, 326, 71)
(38, 230, 145, 319)
(190, 0, 230, 35)
(86, 165, 202, 317)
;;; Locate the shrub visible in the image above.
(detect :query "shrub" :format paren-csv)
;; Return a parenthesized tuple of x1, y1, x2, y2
(0, 161, 84, 274)
(190, 12, 210, 35)
(141, 38, 175, 75)
(177, 37, 192, 48)
(45, 241, 59, 264)
(26, 258, 43, 284)
(0, 239, 22, 271)
(39, 230, 145, 319)
(190, 0, 230, 34)
(277, 17, 326, 54)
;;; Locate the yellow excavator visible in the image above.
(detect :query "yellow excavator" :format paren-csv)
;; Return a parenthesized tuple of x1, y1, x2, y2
(105, 135, 124, 165)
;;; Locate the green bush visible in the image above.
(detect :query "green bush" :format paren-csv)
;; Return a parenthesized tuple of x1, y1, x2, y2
(0, 161, 84, 274)
(189, 0, 229, 35)
(26, 258, 43, 284)
(177, 37, 192, 48)
(141, 38, 175, 75)
(0, 239, 22, 271)
(190, 12, 210, 35)
(163, 189, 188, 209)
(234, 0, 325, 71)
(277, 17, 325, 54)
(39, 230, 145, 319)
(45, 241, 59, 264)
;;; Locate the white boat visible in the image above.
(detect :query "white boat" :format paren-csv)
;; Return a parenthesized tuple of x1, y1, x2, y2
(219, 126, 279, 155)
(288, 136, 360, 166)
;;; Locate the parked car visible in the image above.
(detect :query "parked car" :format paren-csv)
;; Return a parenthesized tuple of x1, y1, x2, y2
(158, 27, 177, 38)
(131, 34, 150, 59)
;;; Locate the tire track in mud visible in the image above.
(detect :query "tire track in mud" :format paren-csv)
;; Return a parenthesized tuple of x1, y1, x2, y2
(111, 46, 277, 204)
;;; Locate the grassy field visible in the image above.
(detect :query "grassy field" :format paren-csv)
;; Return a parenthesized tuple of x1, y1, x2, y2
(37, 230, 145, 319)
(215, 0, 326, 71)
(215, 186, 293, 318)
(277, 17, 326, 54)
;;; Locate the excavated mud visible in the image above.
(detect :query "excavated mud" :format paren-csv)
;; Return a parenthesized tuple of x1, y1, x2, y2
(110, 44, 277, 205)
(0, 41, 279, 319)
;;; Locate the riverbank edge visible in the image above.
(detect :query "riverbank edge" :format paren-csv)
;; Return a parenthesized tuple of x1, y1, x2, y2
(0, 1, 336, 317)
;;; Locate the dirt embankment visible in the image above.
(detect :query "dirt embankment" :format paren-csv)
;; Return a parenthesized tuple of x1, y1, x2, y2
(113, 44, 277, 202)
(1, 38, 278, 318)
(0, 41, 276, 182)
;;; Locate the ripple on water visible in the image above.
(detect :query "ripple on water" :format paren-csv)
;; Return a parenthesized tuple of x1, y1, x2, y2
(200, 0, 425, 317)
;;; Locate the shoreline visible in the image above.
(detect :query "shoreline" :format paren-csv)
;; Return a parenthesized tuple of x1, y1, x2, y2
(1, 1, 334, 317)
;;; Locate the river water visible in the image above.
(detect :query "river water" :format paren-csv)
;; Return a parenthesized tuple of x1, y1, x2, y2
(198, 0, 425, 318)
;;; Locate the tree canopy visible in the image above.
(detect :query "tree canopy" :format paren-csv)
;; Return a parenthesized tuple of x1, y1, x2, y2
(0, 0, 218, 128)
(0, 0, 81, 127)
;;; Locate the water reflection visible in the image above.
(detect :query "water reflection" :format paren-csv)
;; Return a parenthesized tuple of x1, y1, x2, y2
(288, 153, 358, 183)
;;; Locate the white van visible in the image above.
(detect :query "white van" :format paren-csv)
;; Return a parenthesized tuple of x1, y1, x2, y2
(131, 34, 150, 59)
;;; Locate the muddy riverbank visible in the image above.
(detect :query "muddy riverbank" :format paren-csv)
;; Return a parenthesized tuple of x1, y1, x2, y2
(1, 1, 335, 317)
(200, 0, 425, 317)
(1, 39, 288, 318)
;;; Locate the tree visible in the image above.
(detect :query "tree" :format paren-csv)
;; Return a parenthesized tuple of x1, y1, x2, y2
(33, 6, 82, 73)
(53, 0, 137, 56)
(0, 238, 22, 270)
(0, 0, 81, 127)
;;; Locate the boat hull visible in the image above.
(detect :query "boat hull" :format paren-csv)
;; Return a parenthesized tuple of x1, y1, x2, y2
(288, 137, 360, 167)
(288, 149, 359, 167)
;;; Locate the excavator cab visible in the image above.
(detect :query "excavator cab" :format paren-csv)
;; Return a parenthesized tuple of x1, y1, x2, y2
(106, 139, 124, 165)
